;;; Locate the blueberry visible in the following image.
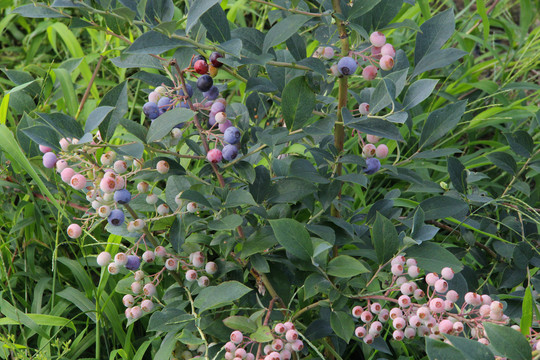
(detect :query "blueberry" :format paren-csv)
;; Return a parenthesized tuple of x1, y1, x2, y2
(337, 56, 358, 76)
(191, 54, 206, 67)
(178, 83, 193, 98)
(210, 102, 225, 115)
(222, 144, 238, 161)
(143, 102, 159, 120)
(209, 52, 224, 67)
(157, 97, 173, 114)
(208, 113, 216, 127)
(203, 86, 219, 100)
(197, 75, 213, 92)
(114, 189, 131, 204)
(42, 152, 57, 168)
(364, 158, 381, 175)
(108, 209, 125, 226)
(224, 126, 241, 144)
(125, 255, 141, 271)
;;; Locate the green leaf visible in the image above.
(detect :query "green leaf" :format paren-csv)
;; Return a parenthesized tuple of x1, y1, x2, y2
(447, 157, 467, 194)
(444, 335, 494, 360)
(193, 281, 252, 313)
(0, 314, 75, 331)
(425, 337, 464, 360)
(268, 178, 316, 203)
(327, 255, 369, 277)
(504, 131, 534, 157)
(370, 78, 395, 114)
(262, 15, 310, 53)
(250, 325, 274, 343)
(484, 323, 532, 360)
(85, 106, 115, 133)
(371, 213, 399, 264)
(200, 4, 231, 43)
(402, 79, 438, 110)
(521, 286, 533, 337)
(99, 82, 128, 141)
(330, 311, 355, 343)
(282, 76, 315, 131)
(289, 159, 330, 184)
(57, 288, 96, 322)
(224, 189, 258, 207)
(53, 68, 77, 116)
(419, 196, 468, 221)
(223, 316, 257, 333)
(207, 214, 243, 231)
(110, 54, 163, 69)
(126, 31, 189, 54)
(186, 0, 220, 34)
(412, 48, 467, 77)
(36, 112, 84, 139)
(246, 77, 278, 93)
(269, 218, 313, 260)
(486, 152, 517, 175)
(344, 112, 404, 141)
(304, 273, 331, 300)
(348, 0, 382, 19)
(406, 242, 463, 273)
(147, 107, 194, 142)
(179, 189, 213, 209)
(414, 9, 455, 65)
(419, 100, 466, 148)
(13, 3, 68, 18)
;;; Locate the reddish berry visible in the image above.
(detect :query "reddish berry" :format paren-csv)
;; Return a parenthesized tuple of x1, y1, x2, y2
(376, 144, 389, 159)
(370, 31, 386, 47)
(362, 65, 378, 80)
(355, 326, 367, 338)
(381, 44, 396, 57)
(207, 149, 223, 163)
(393, 317, 406, 330)
(209, 52, 224, 67)
(360, 311, 373, 323)
(194, 60, 209, 74)
(393, 329, 404, 341)
(429, 298, 445, 313)
(70, 174, 86, 190)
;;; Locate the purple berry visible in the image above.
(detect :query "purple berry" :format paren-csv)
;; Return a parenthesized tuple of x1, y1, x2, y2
(42, 152, 57, 168)
(364, 158, 381, 174)
(210, 102, 225, 115)
(208, 113, 216, 127)
(209, 52, 224, 67)
(108, 209, 125, 226)
(223, 126, 241, 144)
(197, 75, 213, 92)
(157, 97, 173, 114)
(114, 189, 131, 204)
(222, 144, 238, 161)
(337, 56, 358, 76)
(143, 102, 159, 120)
(218, 119, 232, 133)
(203, 86, 219, 100)
(125, 255, 141, 271)
(178, 83, 193, 98)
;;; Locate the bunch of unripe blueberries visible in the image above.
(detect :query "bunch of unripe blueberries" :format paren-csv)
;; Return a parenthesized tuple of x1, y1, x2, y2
(351, 255, 512, 346)
(224, 322, 303, 360)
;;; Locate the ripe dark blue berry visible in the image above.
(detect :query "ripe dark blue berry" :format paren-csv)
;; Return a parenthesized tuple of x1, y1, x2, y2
(222, 145, 238, 161)
(143, 102, 160, 120)
(157, 97, 173, 114)
(178, 83, 193, 98)
(364, 158, 381, 175)
(108, 209, 125, 226)
(114, 189, 131, 204)
(203, 86, 219, 100)
(223, 126, 241, 144)
(209, 52, 224, 67)
(337, 56, 358, 76)
(197, 75, 213, 92)
(125, 255, 141, 271)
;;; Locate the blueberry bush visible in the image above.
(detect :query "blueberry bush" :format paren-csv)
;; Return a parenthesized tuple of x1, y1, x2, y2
(0, 0, 539, 359)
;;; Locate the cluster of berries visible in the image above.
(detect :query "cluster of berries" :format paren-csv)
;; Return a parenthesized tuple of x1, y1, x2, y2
(333, 31, 396, 79)
(172, 341, 208, 360)
(358, 133, 389, 175)
(224, 323, 304, 360)
(96, 247, 217, 320)
(352, 256, 511, 346)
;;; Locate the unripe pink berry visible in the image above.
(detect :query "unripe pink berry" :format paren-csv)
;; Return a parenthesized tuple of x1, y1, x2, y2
(369, 31, 386, 47)
(362, 143, 376, 158)
(291, 340, 303, 352)
(230, 330, 243, 344)
(404, 327, 416, 339)
(464, 292, 482, 306)
(389, 307, 403, 320)
(141, 299, 154, 312)
(97, 251, 111, 267)
(134, 270, 145, 281)
(360, 311, 373, 323)
(391, 255, 406, 265)
(395, 276, 407, 286)
(352, 305, 363, 318)
(375, 144, 389, 159)
(131, 305, 142, 319)
(191, 251, 205, 267)
(417, 326, 430, 336)
(108, 263, 119, 275)
(393, 317, 406, 330)
(280, 350, 291, 360)
(113, 160, 127, 174)
(393, 329, 404, 341)
(378, 309, 389, 322)
(400, 282, 414, 295)
(114, 253, 128, 266)
(370, 321, 383, 334)
(481, 295, 492, 305)
(157, 203, 170, 215)
(413, 288, 425, 300)
(355, 326, 367, 338)
(97, 205, 111, 218)
(380, 44, 396, 57)
(198, 276, 209, 287)
(156, 160, 169, 174)
(133, 219, 145, 230)
(59, 138, 70, 151)
(186, 269, 198, 281)
(479, 304, 491, 317)
(272, 338, 283, 351)
(207, 149, 223, 163)
(391, 264, 404, 276)
(398, 295, 411, 308)
(434, 279, 448, 293)
(379, 55, 394, 71)
(100, 176, 116, 193)
(264, 345, 272, 355)
(406, 258, 417, 267)
(67, 224, 82, 238)
(441, 267, 454, 280)
(366, 135, 380, 144)
(70, 174, 86, 190)
(269, 352, 281, 360)
(362, 65, 378, 80)
(39, 144, 53, 153)
(330, 64, 339, 76)
(409, 315, 422, 328)
(453, 321, 463, 332)
(429, 298, 445, 313)
(274, 322, 286, 334)
(154, 246, 167, 257)
(235, 348, 247, 358)
(122, 294, 134, 307)
(416, 307, 430, 319)
(363, 334, 374, 344)
(358, 103, 370, 115)
(205, 261, 218, 274)
(224, 341, 236, 353)
(371, 46, 381, 56)
(142, 250, 155, 263)
(444, 300, 454, 311)
(125, 307, 132, 319)
(490, 310, 503, 321)
(225, 353, 234, 360)
(215, 112, 227, 124)
(370, 302, 382, 314)
(439, 319, 453, 334)
(131, 281, 142, 294)
(187, 202, 198, 213)
(425, 273, 439, 286)
(446, 290, 459, 302)
(478, 338, 489, 345)
(143, 283, 156, 297)
(490, 300, 503, 312)
(285, 329, 298, 343)
(284, 321, 295, 331)
(322, 47, 334, 59)
(425, 316, 437, 328)
(56, 159, 68, 172)
(165, 258, 178, 270)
